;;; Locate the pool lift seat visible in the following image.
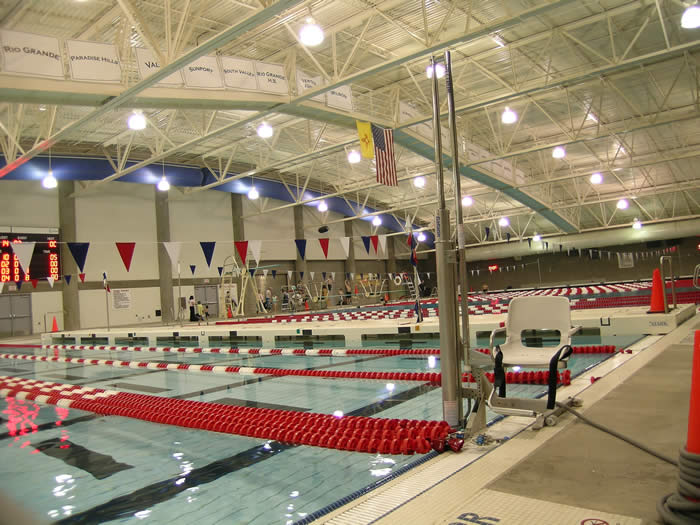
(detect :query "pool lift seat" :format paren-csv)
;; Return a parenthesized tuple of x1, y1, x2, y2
(486, 296, 582, 428)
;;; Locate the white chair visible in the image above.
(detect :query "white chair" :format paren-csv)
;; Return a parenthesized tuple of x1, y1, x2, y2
(487, 296, 582, 423)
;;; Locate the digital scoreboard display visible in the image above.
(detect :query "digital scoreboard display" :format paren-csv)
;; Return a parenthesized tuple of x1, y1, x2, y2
(0, 232, 60, 283)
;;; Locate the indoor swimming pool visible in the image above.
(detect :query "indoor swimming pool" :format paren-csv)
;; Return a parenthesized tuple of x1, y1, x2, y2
(0, 334, 641, 524)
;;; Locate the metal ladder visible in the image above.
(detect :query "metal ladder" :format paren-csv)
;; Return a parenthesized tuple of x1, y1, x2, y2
(403, 274, 417, 300)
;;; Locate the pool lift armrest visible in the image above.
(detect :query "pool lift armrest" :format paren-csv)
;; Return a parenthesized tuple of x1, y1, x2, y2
(489, 326, 506, 354)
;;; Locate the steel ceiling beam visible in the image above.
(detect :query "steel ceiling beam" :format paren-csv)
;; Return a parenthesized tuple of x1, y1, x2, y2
(0, 0, 305, 179)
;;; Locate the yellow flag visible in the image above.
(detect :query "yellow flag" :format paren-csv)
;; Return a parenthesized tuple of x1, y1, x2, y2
(356, 120, 374, 159)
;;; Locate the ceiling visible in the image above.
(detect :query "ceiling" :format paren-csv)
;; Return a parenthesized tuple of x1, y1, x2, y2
(0, 0, 699, 245)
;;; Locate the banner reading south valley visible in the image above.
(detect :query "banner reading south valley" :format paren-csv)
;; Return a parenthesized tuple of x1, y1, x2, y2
(255, 61, 289, 94)
(0, 30, 63, 79)
(66, 40, 122, 83)
(221, 57, 257, 91)
(326, 85, 353, 112)
(183, 56, 224, 89)
(134, 48, 183, 87)
(296, 69, 324, 103)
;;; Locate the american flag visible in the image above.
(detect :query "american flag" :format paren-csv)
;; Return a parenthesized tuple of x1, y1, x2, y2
(371, 124, 397, 186)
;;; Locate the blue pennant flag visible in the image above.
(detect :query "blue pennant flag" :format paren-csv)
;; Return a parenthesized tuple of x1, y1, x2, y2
(299, 271, 304, 280)
(249, 268, 256, 278)
(345, 273, 350, 279)
(484, 227, 490, 240)
(410, 249, 418, 267)
(217, 266, 223, 277)
(295, 239, 307, 260)
(200, 242, 216, 267)
(322, 272, 326, 280)
(506, 233, 511, 243)
(361, 236, 371, 254)
(16, 280, 22, 291)
(67, 242, 90, 273)
(528, 238, 532, 248)
(271, 270, 277, 278)
(64, 275, 72, 286)
(190, 265, 196, 275)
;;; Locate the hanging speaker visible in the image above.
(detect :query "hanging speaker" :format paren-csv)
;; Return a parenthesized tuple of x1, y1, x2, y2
(318, 225, 329, 233)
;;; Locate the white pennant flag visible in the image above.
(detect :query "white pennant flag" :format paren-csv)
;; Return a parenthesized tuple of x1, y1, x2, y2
(339, 237, 350, 257)
(310, 271, 315, 281)
(427, 272, 431, 279)
(331, 272, 335, 280)
(287, 270, 293, 281)
(46, 276, 55, 288)
(263, 269, 269, 278)
(350, 272, 355, 280)
(378, 235, 387, 254)
(12, 242, 36, 275)
(0, 282, 4, 294)
(249, 240, 262, 265)
(163, 242, 182, 265)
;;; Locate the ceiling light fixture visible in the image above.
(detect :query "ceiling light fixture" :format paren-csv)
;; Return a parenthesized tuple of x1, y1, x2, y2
(256, 122, 273, 138)
(347, 150, 361, 164)
(590, 172, 603, 185)
(533, 234, 541, 242)
(299, 17, 324, 46)
(127, 110, 146, 130)
(372, 216, 382, 227)
(43, 149, 57, 189)
(681, 4, 700, 28)
(318, 200, 328, 212)
(616, 198, 629, 210)
(157, 176, 170, 192)
(417, 232, 426, 242)
(498, 217, 509, 228)
(413, 176, 425, 188)
(501, 106, 517, 124)
(248, 186, 259, 200)
(461, 195, 473, 207)
(632, 218, 642, 230)
(426, 62, 445, 79)
(552, 146, 566, 159)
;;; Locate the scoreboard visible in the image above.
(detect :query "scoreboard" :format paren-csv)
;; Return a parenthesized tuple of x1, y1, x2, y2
(0, 231, 61, 283)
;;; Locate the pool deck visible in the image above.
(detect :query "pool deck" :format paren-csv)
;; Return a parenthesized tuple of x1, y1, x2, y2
(315, 311, 699, 525)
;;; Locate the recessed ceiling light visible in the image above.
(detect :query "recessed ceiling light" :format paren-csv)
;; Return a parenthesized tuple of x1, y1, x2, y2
(552, 146, 566, 159)
(299, 17, 324, 46)
(590, 172, 603, 184)
(347, 150, 361, 164)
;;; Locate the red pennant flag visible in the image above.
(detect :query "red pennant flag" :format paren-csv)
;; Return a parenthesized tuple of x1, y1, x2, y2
(115, 242, 136, 272)
(319, 238, 330, 259)
(370, 235, 379, 253)
(79, 273, 86, 283)
(30, 279, 38, 289)
(234, 241, 248, 265)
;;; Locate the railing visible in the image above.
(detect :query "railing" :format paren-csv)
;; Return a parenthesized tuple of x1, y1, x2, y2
(659, 256, 678, 313)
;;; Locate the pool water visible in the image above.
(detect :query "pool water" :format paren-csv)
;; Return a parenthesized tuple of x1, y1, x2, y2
(0, 334, 640, 524)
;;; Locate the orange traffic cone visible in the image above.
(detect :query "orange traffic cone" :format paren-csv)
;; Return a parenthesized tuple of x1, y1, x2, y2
(354, 285, 359, 295)
(227, 305, 233, 318)
(304, 300, 310, 311)
(648, 268, 666, 314)
(51, 316, 58, 332)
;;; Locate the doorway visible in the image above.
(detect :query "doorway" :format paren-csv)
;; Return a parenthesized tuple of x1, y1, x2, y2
(0, 294, 32, 336)
(194, 285, 219, 318)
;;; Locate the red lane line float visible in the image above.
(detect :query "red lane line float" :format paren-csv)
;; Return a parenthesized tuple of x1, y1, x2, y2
(0, 374, 453, 455)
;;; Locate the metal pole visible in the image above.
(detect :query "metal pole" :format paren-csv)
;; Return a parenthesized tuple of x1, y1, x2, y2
(444, 50, 471, 372)
(430, 56, 462, 428)
(178, 262, 182, 324)
(537, 258, 542, 284)
(105, 289, 110, 331)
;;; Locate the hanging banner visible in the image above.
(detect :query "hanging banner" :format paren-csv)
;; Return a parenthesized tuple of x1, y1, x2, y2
(370, 235, 379, 254)
(0, 30, 63, 79)
(339, 237, 350, 258)
(319, 238, 330, 259)
(234, 241, 248, 265)
(200, 242, 216, 267)
(378, 235, 387, 254)
(255, 61, 289, 94)
(361, 236, 371, 255)
(163, 242, 181, 265)
(326, 85, 353, 112)
(249, 240, 262, 265)
(295, 239, 307, 260)
(11, 242, 36, 275)
(134, 47, 183, 87)
(67, 242, 90, 273)
(190, 265, 196, 275)
(221, 56, 258, 91)
(263, 269, 269, 278)
(183, 56, 224, 89)
(296, 69, 324, 103)
(66, 40, 121, 83)
(287, 270, 293, 281)
(115, 242, 136, 272)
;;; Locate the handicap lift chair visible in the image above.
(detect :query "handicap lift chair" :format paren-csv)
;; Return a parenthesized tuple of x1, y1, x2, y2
(486, 296, 582, 428)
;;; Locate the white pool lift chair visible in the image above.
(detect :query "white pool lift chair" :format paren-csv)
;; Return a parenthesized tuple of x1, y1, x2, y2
(487, 296, 582, 427)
